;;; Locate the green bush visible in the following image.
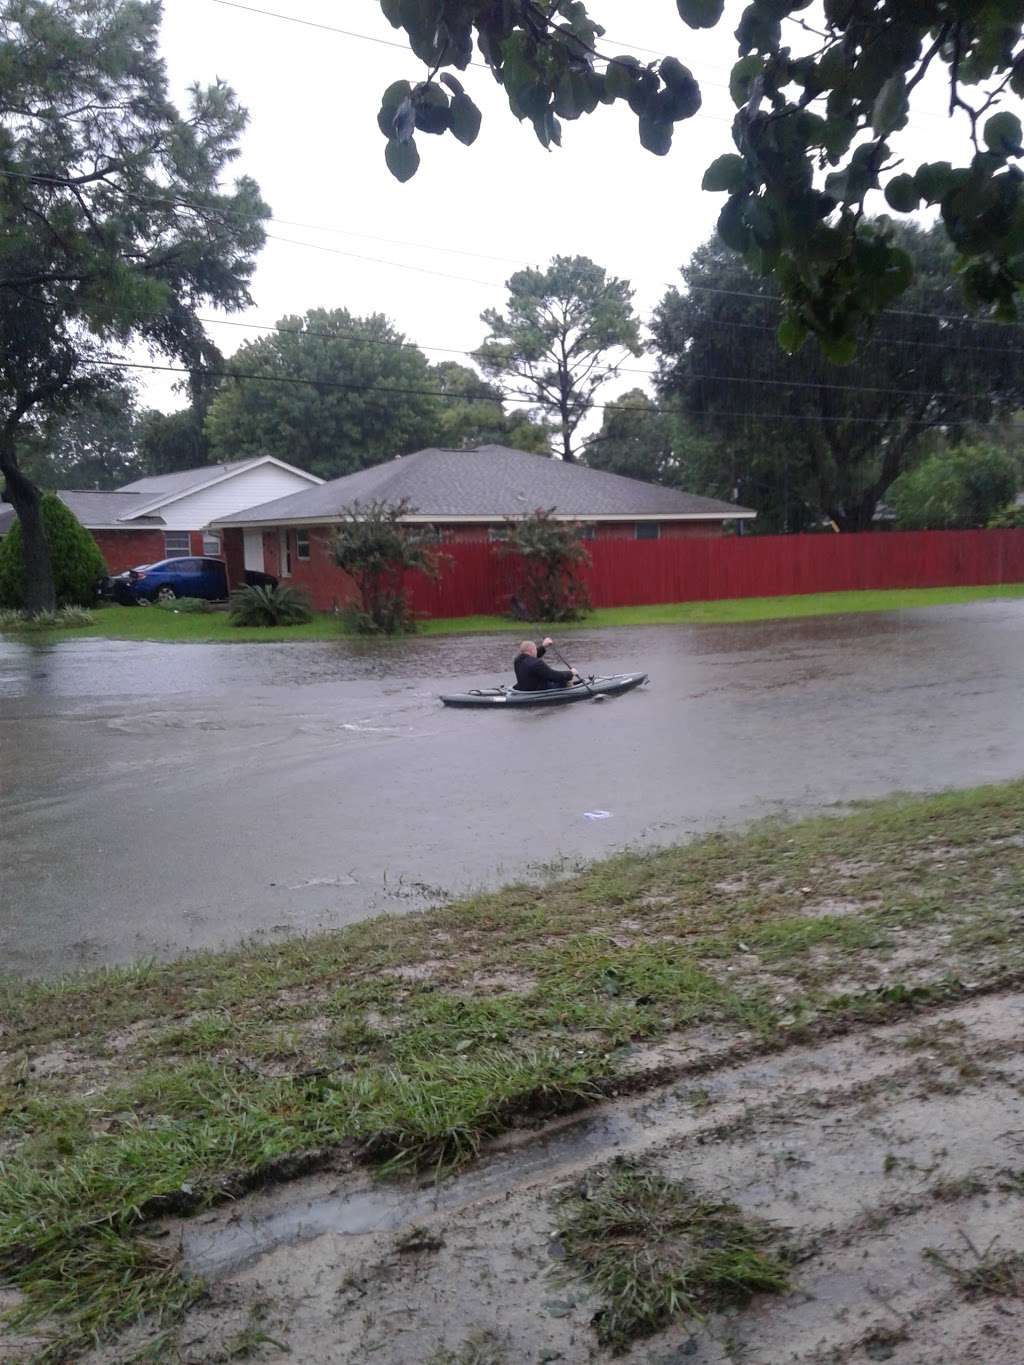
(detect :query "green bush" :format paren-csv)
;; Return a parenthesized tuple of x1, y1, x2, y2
(228, 583, 312, 627)
(499, 506, 591, 622)
(330, 499, 442, 634)
(154, 596, 213, 614)
(0, 605, 94, 631)
(889, 445, 1018, 531)
(0, 495, 107, 609)
(988, 501, 1024, 529)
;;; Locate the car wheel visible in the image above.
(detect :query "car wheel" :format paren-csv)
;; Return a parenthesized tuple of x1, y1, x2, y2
(155, 586, 177, 604)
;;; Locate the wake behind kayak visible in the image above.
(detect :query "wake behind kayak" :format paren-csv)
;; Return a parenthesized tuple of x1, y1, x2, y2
(440, 672, 649, 708)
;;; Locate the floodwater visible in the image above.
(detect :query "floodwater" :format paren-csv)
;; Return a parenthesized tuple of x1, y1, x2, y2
(2, 601, 1023, 977)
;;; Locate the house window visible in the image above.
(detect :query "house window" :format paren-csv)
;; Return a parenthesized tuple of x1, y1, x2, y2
(577, 524, 596, 541)
(487, 526, 508, 544)
(164, 531, 190, 557)
(202, 533, 221, 557)
(635, 522, 660, 541)
(296, 529, 311, 561)
(279, 528, 292, 578)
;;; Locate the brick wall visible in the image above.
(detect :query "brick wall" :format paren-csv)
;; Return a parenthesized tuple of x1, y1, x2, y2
(91, 529, 166, 575)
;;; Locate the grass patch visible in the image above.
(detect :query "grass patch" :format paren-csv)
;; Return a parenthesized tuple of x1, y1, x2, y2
(2, 583, 1021, 644)
(554, 1161, 788, 1350)
(2, 779, 1023, 1357)
(427, 1333, 507, 1365)
(924, 1244, 1024, 1299)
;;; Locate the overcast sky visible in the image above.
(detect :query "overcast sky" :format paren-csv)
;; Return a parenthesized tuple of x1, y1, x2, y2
(148, 0, 984, 419)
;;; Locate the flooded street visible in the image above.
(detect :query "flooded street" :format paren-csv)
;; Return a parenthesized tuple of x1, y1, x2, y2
(2, 600, 1023, 978)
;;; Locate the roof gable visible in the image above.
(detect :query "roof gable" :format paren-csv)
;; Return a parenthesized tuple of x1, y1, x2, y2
(118, 456, 322, 518)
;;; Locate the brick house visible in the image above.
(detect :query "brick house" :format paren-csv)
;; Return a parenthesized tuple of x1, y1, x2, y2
(214, 444, 755, 611)
(0, 457, 322, 574)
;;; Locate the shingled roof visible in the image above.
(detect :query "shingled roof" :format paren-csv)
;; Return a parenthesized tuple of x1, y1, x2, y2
(215, 445, 754, 526)
(118, 459, 257, 499)
(0, 490, 163, 535)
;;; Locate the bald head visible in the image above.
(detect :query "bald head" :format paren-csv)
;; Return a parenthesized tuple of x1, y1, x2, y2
(518, 640, 537, 657)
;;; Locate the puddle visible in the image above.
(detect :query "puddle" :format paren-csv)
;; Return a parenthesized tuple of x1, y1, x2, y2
(181, 993, 1024, 1281)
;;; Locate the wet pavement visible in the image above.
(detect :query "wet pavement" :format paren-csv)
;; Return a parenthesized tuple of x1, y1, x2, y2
(2, 601, 1023, 978)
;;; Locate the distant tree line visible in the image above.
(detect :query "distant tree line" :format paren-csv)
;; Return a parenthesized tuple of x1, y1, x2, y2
(19, 232, 1024, 535)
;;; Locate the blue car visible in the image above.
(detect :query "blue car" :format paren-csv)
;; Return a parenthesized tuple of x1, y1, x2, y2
(105, 556, 229, 604)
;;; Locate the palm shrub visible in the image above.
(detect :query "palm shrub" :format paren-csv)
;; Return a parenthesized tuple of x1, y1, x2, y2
(499, 506, 591, 621)
(0, 605, 93, 630)
(228, 583, 312, 627)
(331, 499, 444, 634)
(0, 494, 106, 609)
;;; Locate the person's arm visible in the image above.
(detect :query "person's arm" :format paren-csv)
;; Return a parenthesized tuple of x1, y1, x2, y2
(532, 658, 574, 685)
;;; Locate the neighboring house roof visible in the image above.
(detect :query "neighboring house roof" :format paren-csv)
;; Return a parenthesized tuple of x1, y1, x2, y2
(118, 456, 323, 519)
(0, 491, 164, 535)
(215, 445, 756, 527)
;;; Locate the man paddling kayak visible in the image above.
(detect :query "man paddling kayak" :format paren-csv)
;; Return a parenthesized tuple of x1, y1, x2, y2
(513, 638, 580, 692)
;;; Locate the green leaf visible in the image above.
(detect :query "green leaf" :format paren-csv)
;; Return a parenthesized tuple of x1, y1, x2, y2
(385, 136, 420, 182)
(676, 0, 724, 29)
(604, 56, 641, 102)
(984, 111, 1023, 157)
(449, 92, 481, 146)
(702, 153, 748, 193)
(872, 73, 908, 135)
(884, 173, 919, 213)
(777, 314, 808, 354)
(381, 79, 413, 111)
(413, 82, 450, 135)
(639, 114, 673, 156)
(914, 160, 956, 203)
(717, 195, 751, 252)
(729, 55, 763, 108)
(660, 56, 694, 91)
(744, 196, 779, 248)
(819, 333, 857, 365)
(735, 5, 781, 56)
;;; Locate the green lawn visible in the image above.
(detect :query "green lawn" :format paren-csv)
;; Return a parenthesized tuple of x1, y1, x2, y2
(2, 778, 1023, 1358)
(2, 583, 1023, 644)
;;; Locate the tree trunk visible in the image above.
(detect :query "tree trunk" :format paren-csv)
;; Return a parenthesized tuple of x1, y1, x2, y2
(832, 495, 880, 533)
(0, 431, 56, 614)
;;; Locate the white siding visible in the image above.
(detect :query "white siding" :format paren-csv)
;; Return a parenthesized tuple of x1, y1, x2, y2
(148, 465, 318, 531)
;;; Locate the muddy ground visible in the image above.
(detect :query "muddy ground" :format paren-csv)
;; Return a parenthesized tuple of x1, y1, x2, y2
(62, 990, 1021, 1365)
(4, 601, 1024, 977)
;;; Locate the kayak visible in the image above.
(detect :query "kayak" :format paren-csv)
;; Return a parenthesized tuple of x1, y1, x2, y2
(440, 672, 649, 709)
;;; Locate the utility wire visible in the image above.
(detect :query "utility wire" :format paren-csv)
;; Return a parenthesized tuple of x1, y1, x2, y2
(84, 353, 1024, 426)
(213, 0, 953, 126)
(192, 312, 1022, 400)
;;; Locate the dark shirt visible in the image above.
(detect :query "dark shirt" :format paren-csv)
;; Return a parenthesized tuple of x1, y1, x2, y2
(514, 645, 571, 691)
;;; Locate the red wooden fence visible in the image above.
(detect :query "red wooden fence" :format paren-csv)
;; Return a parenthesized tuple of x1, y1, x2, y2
(403, 530, 1024, 619)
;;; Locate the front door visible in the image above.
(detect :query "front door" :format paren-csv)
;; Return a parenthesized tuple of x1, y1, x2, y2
(243, 529, 264, 573)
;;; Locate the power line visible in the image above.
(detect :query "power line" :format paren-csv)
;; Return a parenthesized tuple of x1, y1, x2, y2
(209, 0, 737, 124)
(212, 0, 953, 128)
(193, 311, 1022, 401)
(210, 0, 490, 64)
(264, 232, 500, 287)
(5, 168, 1019, 337)
(270, 216, 525, 266)
(86, 352, 1024, 426)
